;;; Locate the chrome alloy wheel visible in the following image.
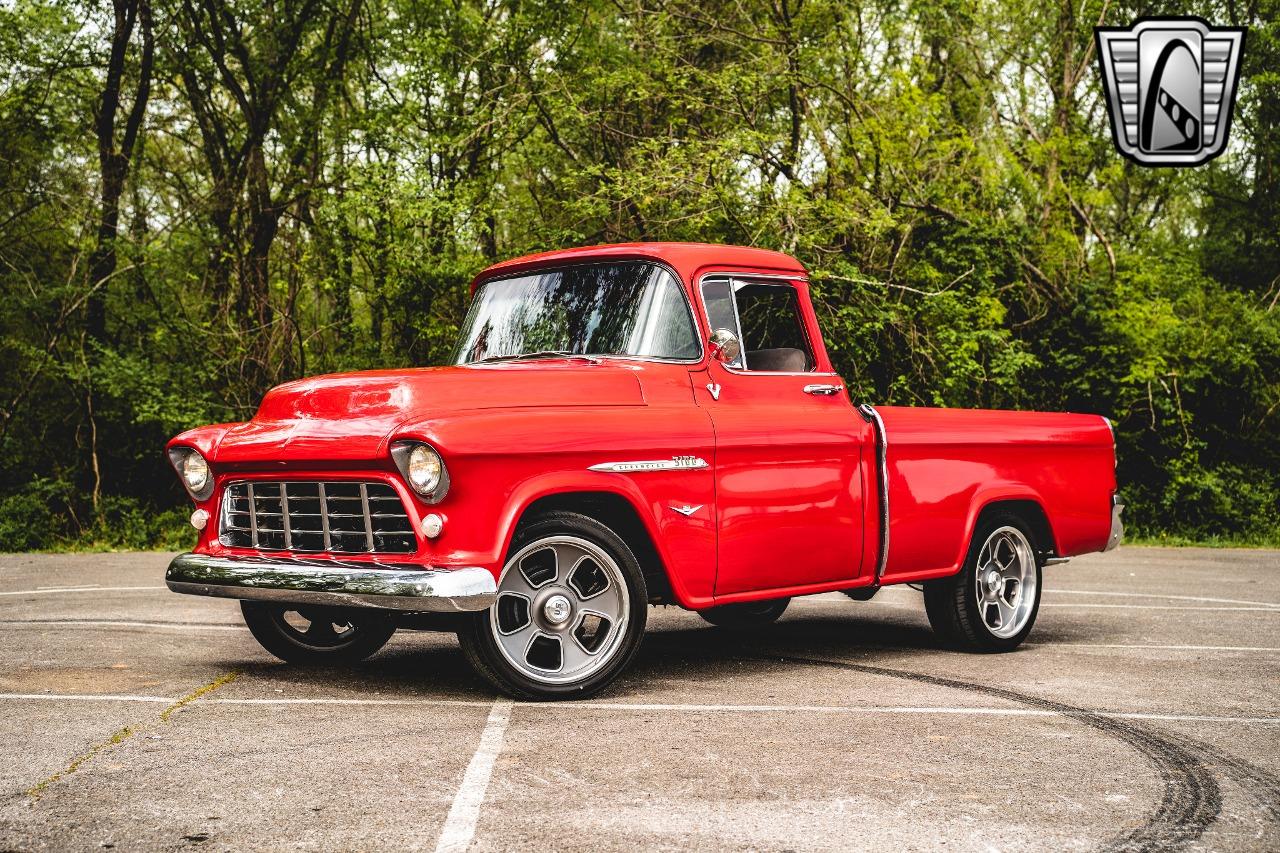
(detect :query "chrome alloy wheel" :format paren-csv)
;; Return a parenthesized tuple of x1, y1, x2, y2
(489, 535, 630, 685)
(973, 525, 1038, 639)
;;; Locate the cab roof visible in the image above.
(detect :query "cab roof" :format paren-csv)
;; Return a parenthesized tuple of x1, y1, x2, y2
(470, 242, 808, 293)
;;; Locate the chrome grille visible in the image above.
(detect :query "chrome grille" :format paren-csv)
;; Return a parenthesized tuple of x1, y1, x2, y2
(219, 481, 416, 554)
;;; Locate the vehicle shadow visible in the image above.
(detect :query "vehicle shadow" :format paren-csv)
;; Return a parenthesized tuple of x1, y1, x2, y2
(211, 609, 949, 701)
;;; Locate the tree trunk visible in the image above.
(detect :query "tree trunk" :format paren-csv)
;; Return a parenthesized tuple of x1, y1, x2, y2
(86, 0, 153, 341)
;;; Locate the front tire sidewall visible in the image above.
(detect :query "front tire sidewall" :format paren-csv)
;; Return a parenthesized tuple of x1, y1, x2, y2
(458, 512, 649, 700)
(240, 600, 396, 665)
(925, 512, 1042, 652)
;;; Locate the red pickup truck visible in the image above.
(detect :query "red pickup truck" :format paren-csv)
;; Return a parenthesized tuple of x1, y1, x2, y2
(165, 243, 1122, 699)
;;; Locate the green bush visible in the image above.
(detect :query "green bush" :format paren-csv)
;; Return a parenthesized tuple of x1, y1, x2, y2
(0, 479, 192, 553)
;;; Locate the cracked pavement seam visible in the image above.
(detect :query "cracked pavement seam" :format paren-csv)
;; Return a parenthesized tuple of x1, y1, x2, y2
(25, 670, 241, 800)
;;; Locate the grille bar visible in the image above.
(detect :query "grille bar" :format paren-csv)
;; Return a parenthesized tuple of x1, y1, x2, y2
(248, 482, 258, 548)
(220, 481, 415, 555)
(319, 482, 331, 551)
(281, 484, 292, 550)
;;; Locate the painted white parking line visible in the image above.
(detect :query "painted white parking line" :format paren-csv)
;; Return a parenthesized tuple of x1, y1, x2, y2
(0, 693, 173, 703)
(1045, 589, 1280, 608)
(0, 620, 241, 632)
(1029, 642, 1280, 652)
(788, 589, 1280, 607)
(800, 595, 1280, 613)
(0, 693, 1274, 725)
(0, 586, 166, 597)
(213, 697, 495, 708)
(434, 700, 513, 853)
(1040, 603, 1280, 612)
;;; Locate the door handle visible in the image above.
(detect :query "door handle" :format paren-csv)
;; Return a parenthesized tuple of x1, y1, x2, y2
(803, 383, 844, 396)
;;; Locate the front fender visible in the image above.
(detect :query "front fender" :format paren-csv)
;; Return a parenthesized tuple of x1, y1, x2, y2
(496, 471, 715, 608)
(390, 406, 718, 603)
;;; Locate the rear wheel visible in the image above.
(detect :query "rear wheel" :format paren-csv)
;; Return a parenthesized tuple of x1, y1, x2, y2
(457, 512, 648, 700)
(923, 511, 1042, 652)
(240, 601, 396, 664)
(698, 598, 790, 628)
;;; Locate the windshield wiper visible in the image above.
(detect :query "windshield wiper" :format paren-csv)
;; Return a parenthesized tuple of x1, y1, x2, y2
(474, 350, 602, 365)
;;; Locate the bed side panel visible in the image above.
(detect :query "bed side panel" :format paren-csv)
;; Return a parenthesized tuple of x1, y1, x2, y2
(875, 407, 1115, 582)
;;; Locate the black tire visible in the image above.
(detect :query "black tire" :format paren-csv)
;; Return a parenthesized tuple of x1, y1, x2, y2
(923, 511, 1043, 652)
(457, 511, 649, 701)
(240, 600, 396, 665)
(698, 597, 790, 628)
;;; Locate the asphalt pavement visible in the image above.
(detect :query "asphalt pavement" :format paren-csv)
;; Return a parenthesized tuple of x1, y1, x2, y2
(0, 547, 1277, 851)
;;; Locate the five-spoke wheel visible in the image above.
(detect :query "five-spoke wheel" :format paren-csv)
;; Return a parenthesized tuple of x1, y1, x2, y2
(490, 536, 629, 683)
(458, 512, 648, 699)
(973, 526, 1037, 639)
(923, 511, 1042, 651)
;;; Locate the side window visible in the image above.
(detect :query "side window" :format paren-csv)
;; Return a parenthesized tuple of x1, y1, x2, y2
(734, 283, 814, 372)
(699, 278, 745, 368)
(701, 279, 814, 373)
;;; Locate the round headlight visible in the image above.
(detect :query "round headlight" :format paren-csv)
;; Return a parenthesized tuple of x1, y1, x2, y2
(407, 444, 443, 495)
(182, 451, 210, 492)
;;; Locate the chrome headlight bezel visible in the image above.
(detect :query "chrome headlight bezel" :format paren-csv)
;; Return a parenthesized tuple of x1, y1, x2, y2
(168, 447, 214, 502)
(390, 441, 450, 504)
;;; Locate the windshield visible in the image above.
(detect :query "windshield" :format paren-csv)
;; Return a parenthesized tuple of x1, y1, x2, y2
(454, 262, 700, 364)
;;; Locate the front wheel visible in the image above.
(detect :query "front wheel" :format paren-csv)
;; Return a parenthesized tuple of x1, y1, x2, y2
(923, 512, 1042, 652)
(240, 601, 396, 664)
(457, 512, 648, 700)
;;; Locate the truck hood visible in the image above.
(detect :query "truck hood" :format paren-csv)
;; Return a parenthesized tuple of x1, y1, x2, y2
(214, 363, 646, 464)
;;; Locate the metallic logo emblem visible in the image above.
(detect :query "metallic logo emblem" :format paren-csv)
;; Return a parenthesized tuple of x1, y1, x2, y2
(1095, 17, 1245, 166)
(669, 504, 703, 517)
(588, 456, 709, 473)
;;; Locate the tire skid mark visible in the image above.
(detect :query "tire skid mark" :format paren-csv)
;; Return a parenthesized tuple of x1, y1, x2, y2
(703, 648, 1226, 853)
(1178, 738, 1280, 824)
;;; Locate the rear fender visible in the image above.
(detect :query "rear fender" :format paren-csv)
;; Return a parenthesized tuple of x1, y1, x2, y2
(961, 485, 1060, 568)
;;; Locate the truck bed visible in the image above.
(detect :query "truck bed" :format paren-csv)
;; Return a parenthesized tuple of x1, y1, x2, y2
(873, 407, 1117, 583)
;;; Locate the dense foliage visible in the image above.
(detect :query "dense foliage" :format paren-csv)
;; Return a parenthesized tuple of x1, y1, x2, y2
(1, 0, 1277, 551)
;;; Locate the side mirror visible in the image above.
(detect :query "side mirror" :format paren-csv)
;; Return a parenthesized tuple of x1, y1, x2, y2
(709, 328, 742, 365)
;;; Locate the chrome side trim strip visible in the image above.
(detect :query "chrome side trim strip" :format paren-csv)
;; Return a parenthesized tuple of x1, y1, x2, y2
(588, 456, 709, 473)
(165, 553, 497, 612)
(859, 403, 890, 583)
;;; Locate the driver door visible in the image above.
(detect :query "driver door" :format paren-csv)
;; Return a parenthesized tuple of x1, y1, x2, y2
(698, 277, 866, 597)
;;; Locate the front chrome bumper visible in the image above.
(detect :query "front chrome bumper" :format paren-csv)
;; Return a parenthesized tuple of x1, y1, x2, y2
(1104, 494, 1125, 552)
(165, 552, 497, 612)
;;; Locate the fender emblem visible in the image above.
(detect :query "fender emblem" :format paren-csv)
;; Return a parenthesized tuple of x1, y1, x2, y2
(588, 456, 709, 473)
(670, 504, 703, 517)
